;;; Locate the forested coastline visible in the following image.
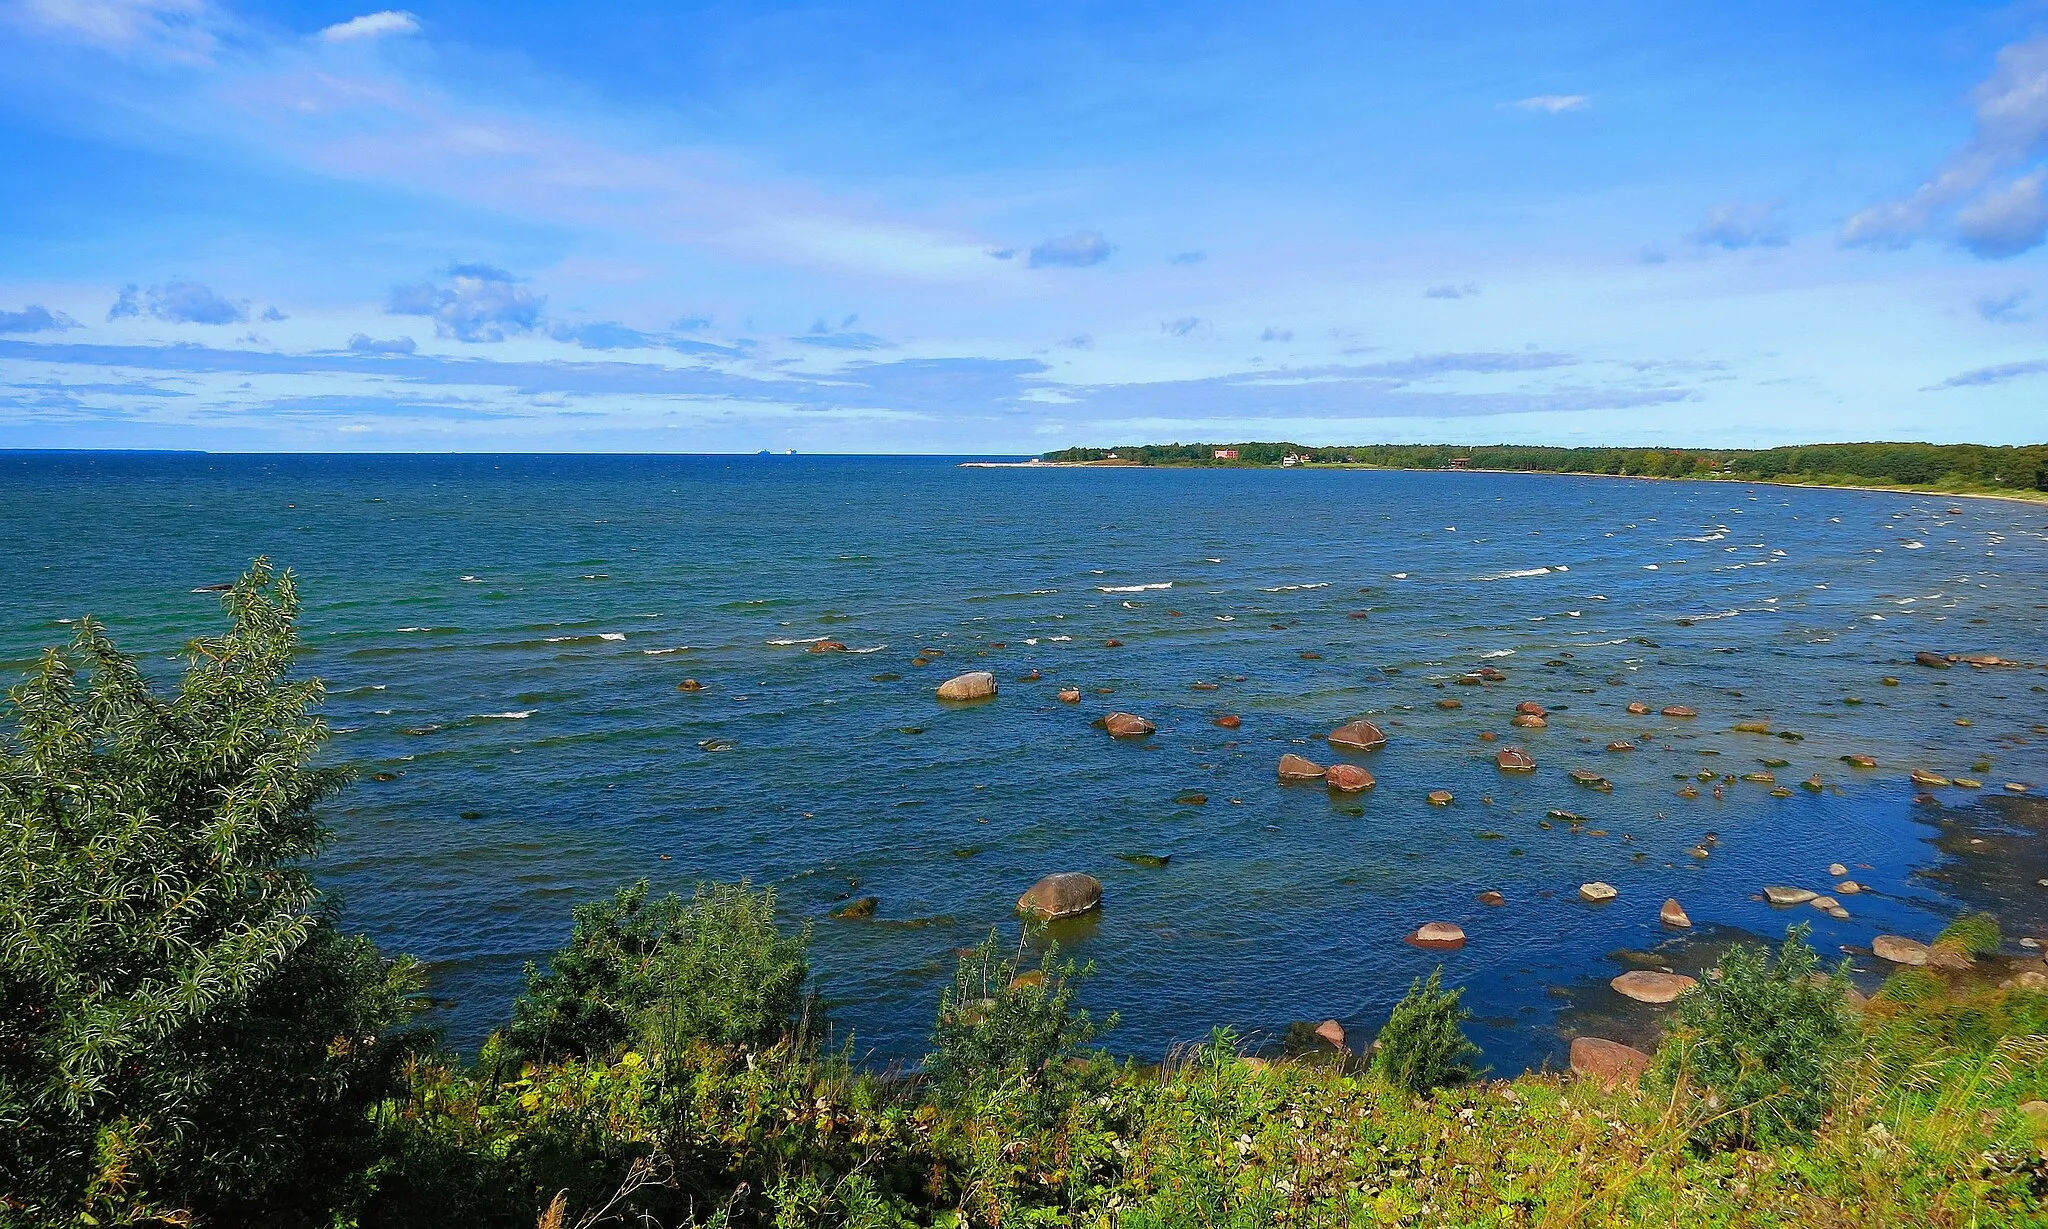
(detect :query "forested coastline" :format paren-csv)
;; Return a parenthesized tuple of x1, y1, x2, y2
(1038, 441, 2048, 497)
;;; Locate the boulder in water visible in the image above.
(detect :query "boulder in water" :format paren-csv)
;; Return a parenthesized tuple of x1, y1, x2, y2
(809, 640, 848, 653)
(1914, 652, 1951, 669)
(1325, 763, 1375, 792)
(1327, 720, 1388, 751)
(676, 678, 704, 692)
(1427, 790, 1455, 806)
(1214, 713, 1242, 728)
(1872, 935, 1929, 965)
(1516, 701, 1547, 716)
(1660, 898, 1692, 928)
(1496, 748, 1537, 772)
(1410, 922, 1466, 950)
(1763, 885, 1818, 906)
(1661, 705, 1697, 718)
(1511, 713, 1548, 729)
(1626, 702, 1651, 715)
(1057, 688, 1081, 703)
(1579, 881, 1618, 903)
(1436, 698, 1463, 710)
(1101, 712, 1155, 738)
(936, 671, 998, 701)
(830, 897, 878, 921)
(1277, 753, 1327, 782)
(1610, 970, 1696, 1003)
(1016, 873, 1102, 921)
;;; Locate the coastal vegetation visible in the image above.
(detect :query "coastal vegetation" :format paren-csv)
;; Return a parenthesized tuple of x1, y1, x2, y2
(4, 564, 2047, 1227)
(1039, 441, 2048, 499)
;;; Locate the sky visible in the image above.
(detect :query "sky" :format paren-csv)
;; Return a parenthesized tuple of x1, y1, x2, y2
(3, 1, 2048, 453)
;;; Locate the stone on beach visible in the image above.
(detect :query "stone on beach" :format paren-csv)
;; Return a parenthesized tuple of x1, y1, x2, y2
(1660, 898, 1692, 928)
(1411, 921, 1466, 950)
(1102, 712, 1155, 738)
(1016, 872, 1103, 921)
(1611, 970, 1697, 1003)
(1571, 1037, 1651, 1087)
(1325, 763, 1375, 792)
(1872, 935, 1929, 965)
(935, 671, 998, 701)
(1327, 720, 1388, 751)
(1580, 881, 1618, 903)
(1278, 753, 1327, 782)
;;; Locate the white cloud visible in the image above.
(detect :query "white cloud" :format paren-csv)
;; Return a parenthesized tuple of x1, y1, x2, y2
(1511, 95, 1587, 114)
(1690, 201, 1788, 250)
(1844, 38, 2048, 257)
(318, 10, 419, 42)
(10, 0, 216, 61)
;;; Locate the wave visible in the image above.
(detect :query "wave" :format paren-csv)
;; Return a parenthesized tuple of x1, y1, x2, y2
(847, 645, 889, 654)
(766, 636, 831, 645)
(1258, 582, 1331, 592)
(640, 647, 691, 655)
(473, 710, 535, 720)
(1479, 649, 1516, 658)
(1475, 567, 1555, 581)
(1678, 532, 1727, 542)
(1390, 572, 1409, 580)
(1098, 582, 1172, 593)
(542, 633, 625, 644)
(1902, 541, 1925, 550)
(1048, 635, 1072, 642)
(395, 626, 460, 634)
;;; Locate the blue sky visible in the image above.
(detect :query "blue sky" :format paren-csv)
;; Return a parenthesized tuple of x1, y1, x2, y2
(3, 1, 2047, 452)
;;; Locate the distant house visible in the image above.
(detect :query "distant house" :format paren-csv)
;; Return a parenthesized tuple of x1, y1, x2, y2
(1213, 448, 1239, 460)
(1449, 457, 1472, 469)
(1281, 453, 1303, 467)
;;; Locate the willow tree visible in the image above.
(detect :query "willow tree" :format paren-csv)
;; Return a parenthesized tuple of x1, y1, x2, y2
(0, 560, 424, 1227)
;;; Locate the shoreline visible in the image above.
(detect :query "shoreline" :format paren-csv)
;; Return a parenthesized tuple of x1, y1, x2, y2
(970, 459, 2048, 506)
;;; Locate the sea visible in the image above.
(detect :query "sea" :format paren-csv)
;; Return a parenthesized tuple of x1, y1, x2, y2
(3, 452, 2045, 1074)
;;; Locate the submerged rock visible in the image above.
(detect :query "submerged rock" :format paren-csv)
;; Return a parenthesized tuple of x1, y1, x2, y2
(1571, 1036, 1651, 1087)
(1611, 970, 1697, 1004)
(809, 640, 848, 653)
(1277, 753, 1327, 782)
(830, 896, 879, 921)
(676, 678, 704, 692)
(1436, 697, 1464, 710)
(1568, 769, 1613, 792)
(1327, 720, 1389, 751)
(1909, 769, 1951, 788)
(1114, 853, 1170, 867)
(1016, 872, 1103, 920)
(1914, 651, 1951, 669)
(1843, 754, 1877, 769)
(935, 671, 998, 701)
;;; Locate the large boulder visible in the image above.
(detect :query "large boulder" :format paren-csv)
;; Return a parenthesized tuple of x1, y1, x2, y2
(1660, 898, 1692, 928)
(1611, 970, 1697, 1003)
(1277, 753, 1327, 782)
(1102, 712, 1155, 738)
(1570, 1037, 1651, 1088)
(1579, 881, 1618, 903)
(1016, 872, 1103, 921)
(1763, 885, 1818, 906)
(936, 671, 998, 701)
(1328, 720, 1389, 751)
(1325, 763, 1375, 792)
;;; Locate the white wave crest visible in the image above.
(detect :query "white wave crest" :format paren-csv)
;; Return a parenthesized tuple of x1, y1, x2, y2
(1098, 582, 1173, 593)
(476, 710, 535, 719)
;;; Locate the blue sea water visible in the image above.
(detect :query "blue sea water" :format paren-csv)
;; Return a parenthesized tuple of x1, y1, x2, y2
(3, 452, 2046, 1073)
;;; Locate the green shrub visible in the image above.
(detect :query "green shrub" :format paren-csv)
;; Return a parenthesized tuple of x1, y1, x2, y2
(0, 561, 427, 1227)
(1934, 912, 2001, 956)
(1371, 968, 1480, 1094)
(1651, 925, 1855, 1148)
(925, 932, 1114, 1117)
(504, 878, 812, 1064)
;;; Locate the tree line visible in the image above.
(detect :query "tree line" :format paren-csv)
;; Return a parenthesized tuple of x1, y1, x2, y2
(1040, 441, 2048, 490)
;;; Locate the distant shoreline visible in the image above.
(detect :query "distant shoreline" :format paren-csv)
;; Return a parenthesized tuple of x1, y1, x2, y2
(962, 457, 2048, 506)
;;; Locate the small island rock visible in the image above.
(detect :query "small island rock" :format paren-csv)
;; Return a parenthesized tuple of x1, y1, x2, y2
(1277, 753, 1327, 782)
(1102, 712, 1155, 738)
(1411, 921, 1467, 950)
(935, 671, 998, 701)
(1016, 872, 1103, 921)
(1327, 720, 1389, 751)
(1325, 763, 1375, 792)
(1660, 898, 1692, 928)
(1580, 881, 1618, 903)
